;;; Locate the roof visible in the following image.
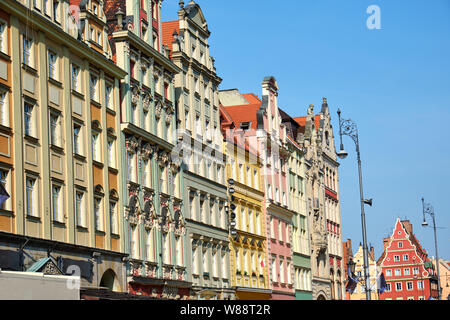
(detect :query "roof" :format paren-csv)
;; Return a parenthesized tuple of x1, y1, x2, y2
(161, 20, 180, 59)
(293, 115, 321, 131)
(27, 257, 62, 274)
(223, 94, 262, 131)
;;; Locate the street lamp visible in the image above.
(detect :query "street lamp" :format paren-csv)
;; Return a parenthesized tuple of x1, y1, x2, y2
(337, 108, 372, 300)
(421, 197, 442, 300)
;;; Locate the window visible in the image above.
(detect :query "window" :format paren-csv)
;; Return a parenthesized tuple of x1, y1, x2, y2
(107, 138, 116, 168)
(94, 197, 103, 231)
(26, 176, 37, 217)
(417, 281, 423, 290)
(0, 169, 11, 210)
(404, 268, 410, 276)
(49, 113, 61, 147)
(403, 254, 409, 261)
(53, 0, 60, 22)
(92, 132, 101, 162)
(386, 283, 391, 292)
(395, 268, 401, 276)
(22, 37, 33, 66)
(73, 124, 82, 155)
(24, 102, 34, 137)
(48, 51, 57, 80)
(406, 281, 413, 291)
(278, 220, 283, 242)
(271, 257, 276, 281)
(105, 84, 113, 109)
(146, 230, 154, 262)
(52, 184, 63, 222)
(0, 91, 9, 127)
(395, 282, 402, 291)
(386, 269, 392, 277)
(398, 241, 403, 248)
(72, 64, 80, 92)
(130, 225, 139, 258)
(280, 258, 285, 283)
(0, 22, 7, 54)
(75, 190, 85, 227)
(413, 267, 419, 275)
(394, 255, 400, 262)
(43, 0, 51, 16)
(90, 74, 98, 101)
(127, 152, 136, 182)
(110, 201, 118, 234)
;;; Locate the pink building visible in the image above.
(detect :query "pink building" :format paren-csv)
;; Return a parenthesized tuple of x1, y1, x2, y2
(219, 76, 295, 299)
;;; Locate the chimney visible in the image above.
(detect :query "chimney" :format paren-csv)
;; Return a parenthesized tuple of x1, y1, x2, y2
(383, 237, 390, 250)
(401, 220, 413, 234)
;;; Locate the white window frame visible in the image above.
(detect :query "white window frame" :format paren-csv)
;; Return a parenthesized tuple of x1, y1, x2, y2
(94, 196, 103, 231)
(0, 90, 9, 127)
(22, 36, 33, 67)
(75, 189, 86, 227)
(26, 175, 38, 217)
(48, 50, 58, 80)
(0, 168, 11, 211)
(0, 21, 8, 55)
(72, 64, 81, 92)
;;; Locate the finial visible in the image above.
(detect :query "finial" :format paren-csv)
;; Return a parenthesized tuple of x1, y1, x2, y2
(179, 0, 185, 9)
(323, 97, 327, 104)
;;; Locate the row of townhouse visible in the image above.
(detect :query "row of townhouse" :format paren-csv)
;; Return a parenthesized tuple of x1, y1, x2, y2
(0, 0, 345, 300)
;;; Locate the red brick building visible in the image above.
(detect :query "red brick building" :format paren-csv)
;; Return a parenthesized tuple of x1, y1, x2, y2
(377, 219, 439, 300)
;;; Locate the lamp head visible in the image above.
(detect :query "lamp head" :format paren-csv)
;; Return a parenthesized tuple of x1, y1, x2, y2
(422, 220, 428, 227)
(337, 149, 348, 159)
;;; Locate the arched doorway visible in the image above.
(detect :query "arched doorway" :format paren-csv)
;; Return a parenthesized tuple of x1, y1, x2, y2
(100, 269, 120, 292)
(317, 294, 327, 300)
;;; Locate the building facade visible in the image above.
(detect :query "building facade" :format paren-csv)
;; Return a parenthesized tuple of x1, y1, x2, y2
(162, 1, 232, 300)
(220, 105, 270, 300)
(280, 110, 312, 300)
(0, 0, 128, 292)
(104, 0, 192, 299)
(349, 244, 378, 300)
(377, 219, 439, 300)
(220, 77, 295, 300)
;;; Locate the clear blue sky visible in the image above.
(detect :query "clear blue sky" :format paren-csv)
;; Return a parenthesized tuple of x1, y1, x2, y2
(162, 0, 450, 262)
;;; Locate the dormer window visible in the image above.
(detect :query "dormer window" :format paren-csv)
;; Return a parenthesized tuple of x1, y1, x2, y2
(240, 122, 251, 131)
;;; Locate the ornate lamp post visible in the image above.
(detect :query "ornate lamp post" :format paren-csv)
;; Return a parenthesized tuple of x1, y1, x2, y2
(421, 198, 442, 300)
(337, 109, 372, 300)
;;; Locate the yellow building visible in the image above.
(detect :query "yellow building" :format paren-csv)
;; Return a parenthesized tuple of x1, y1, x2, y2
(350, 244, 378, 300)
(220, 106, 270, 300)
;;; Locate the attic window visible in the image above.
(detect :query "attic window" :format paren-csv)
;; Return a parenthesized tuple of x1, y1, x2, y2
(240, 122, 251, 131)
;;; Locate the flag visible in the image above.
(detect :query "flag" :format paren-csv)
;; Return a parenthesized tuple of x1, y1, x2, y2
(260, 259, 265, 268)
(345, 276, 358, 294)
(0, 182, 10, 207)
(345, 265, 358, 294)
(377, 272, 387, 295)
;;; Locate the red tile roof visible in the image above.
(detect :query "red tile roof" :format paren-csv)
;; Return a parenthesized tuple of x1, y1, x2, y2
(223, 94, 262, 131)
(161, 20, 179, 59)
(293, 115, 321, 131)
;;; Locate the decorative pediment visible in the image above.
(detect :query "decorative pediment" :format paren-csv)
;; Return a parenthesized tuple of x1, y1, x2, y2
(27, 257, 63, 276)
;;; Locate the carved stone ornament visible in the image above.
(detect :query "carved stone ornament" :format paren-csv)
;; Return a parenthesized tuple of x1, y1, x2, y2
(155, 100, 163, 119)
(126, 136, 139, 153)
(142, 195, 157, 230)
(131, 85, 140, 105)
(129, 259, 142, 276)
(125, 194, 141, 226)
(142, 92, 152, 112)
(157, 150, 170, 168)
(141, 143, 154, 160)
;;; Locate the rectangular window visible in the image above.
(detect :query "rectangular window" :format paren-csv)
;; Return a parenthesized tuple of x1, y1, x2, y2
(24, 102, 34, 137)
(94, 197, 103, 231)
(130, 225, 139, 259)
(386, 283, 391, 292)
(413, 267, 419, 275)
(406, 281, 413, 291)
(107, 138, 115, 168)
(53, 0, 60, 22)
(404, 268, 410, 276)
(73, 124, 82, 155)
(75, 190, 85, 227)
(52, 184, 63, 222)
(0, 91, 9, 127)
(105, 84, 113, 109)
(110, 201, 118, 234)
(395, 282, 402, 291)
(48, 51, 57, 80)
(92, 132, 101, 162)
(394, 255, 400, 262)
(417, 281, 423, 290)
(395, 268, 401, 276)
(72, 65, 80, 92)
(22, 37, 33, 66)
(0, 22, 7, 54)
(90, 74, 98, 101)
(26, 176, 37, 217)
(386, 269, 392, 277)
(403, 254, 409, 261)
(0, 169, 11, 210)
